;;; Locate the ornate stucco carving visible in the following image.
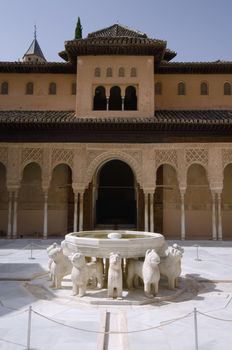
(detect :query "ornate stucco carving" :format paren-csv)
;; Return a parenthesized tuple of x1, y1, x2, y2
(51, 149, 74, 169)
(7, 147, 21, 188)
(185, 148, 208, 167)
(0, 147, 8, 167)
(222, 149, 232, 168)
(21, 148, 43, 168)
(155, 149, 178, 170)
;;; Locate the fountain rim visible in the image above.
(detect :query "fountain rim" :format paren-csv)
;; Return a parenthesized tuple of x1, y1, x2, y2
(65, 230, 164, 242)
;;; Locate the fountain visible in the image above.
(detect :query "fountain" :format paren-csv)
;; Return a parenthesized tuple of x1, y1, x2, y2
(47, 230, 184, 304)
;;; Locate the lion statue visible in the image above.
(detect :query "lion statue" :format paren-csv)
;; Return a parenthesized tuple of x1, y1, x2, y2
(49, 247, 72, 289)
(47, 242, 59, 280)
(71, 252, 103, 297)
(159, 244, 183, 290)
(127, 249, 160, 298)
(107, 253, 123, 299)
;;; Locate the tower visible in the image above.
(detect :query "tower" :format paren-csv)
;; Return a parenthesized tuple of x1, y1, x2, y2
(22, 26, 46, 63)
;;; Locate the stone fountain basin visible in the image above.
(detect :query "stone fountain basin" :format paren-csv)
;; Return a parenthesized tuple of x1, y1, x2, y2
(62, 230, 166, 258)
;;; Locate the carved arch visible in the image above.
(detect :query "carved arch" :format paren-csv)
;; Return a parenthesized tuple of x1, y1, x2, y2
(85, 151, 142, 187)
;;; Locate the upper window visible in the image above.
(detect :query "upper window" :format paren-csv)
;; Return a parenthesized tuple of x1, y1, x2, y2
(94, 67, 101, 77)
(118, 67, 125, 77)
(178, 82, 186, 95)
(106, 67, 113, 77)
(200, 82, 208, 95)
(26, 82, 34, 95)
(1, 81, 8, 95)
(155, 82, 162, 95)
(224, 82, 231, 95)
(130, 67, 137, 77)
(71, 82, 76, 95)
(49, 82, 56, 95)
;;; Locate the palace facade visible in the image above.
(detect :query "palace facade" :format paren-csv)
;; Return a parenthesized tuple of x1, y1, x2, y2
(0, 24, 232, 240)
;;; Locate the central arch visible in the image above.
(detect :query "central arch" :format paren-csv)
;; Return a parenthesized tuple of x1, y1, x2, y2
(95, 160, 137, 229)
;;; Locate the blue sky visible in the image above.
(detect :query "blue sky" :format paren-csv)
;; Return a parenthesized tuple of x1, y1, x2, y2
(0, 0, 231, 62)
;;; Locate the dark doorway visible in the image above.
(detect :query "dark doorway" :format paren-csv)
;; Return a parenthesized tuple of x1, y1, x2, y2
(96, 160, 136, 228)
(109, 86, 122, 110)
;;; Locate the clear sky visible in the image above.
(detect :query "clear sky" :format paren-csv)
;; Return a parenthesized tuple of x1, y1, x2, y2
(0, 0, 231, 62)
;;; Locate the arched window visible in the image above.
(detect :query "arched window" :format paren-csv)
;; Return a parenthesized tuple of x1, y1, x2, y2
(106, 67, 113, 77)
(49, 82, 56, 95)
(94, 67, 101, 77)
(200, 82, 208, 95)
(71, 82, 76, 95)
(155, 82, 162, 95)
(130, 67, 137, 77)
(224, 82, 231, 95)
(26, 82, 34, 95)
(109, 86, 122, 110)
(118, 67, 125, 77)
(1, 81, 8, 95)
(93, 86, 107, 110)
(124, 86, 137, 110)
(178, 82, 186, 95)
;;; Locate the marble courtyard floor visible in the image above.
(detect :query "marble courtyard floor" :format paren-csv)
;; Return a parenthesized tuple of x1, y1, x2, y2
(0, 238, 232, 350)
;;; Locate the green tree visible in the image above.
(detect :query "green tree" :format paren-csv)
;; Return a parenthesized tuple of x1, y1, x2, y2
(75, 17, 82, 39)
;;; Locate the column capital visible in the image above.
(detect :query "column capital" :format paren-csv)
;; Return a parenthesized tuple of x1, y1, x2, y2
(143, 187, 155, 195)
(6, 185, 20, 193)
(210, 187, 223, 195)
(72, 183, 86, 194)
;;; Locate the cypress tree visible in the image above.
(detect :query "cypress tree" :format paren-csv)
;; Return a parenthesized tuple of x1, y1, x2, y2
(75, 17, 83, 39)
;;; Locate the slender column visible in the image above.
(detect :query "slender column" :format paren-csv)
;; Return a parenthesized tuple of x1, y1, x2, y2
(7, 191, 13, 239)
(106, 97, 109, 111)
(73, 192, 78, 232)
(79, 192, 84, 231)
(12, 191, 18, 238)
(122, 96, 125, 111)
(135, 186, 139, 230)
(180, 190, 186, 240)
(43, 192, 48, 239)
(150, 192, 154, 232)
(144, 192, 149, 232)
(217, 192, 223, 240)
(211, 191, 217, 240)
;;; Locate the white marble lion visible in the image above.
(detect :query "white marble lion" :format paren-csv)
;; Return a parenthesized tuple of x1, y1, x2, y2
(159, 245, 183, 290)
(107, 253, 123, 299)
(49, 246, 72, 289)
(47, 242, 59, 279)
(71, 252, 103, 297)
(127, 249, 160, 298)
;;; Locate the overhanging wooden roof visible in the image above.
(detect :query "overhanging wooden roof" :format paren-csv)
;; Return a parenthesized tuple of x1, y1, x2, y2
(0, 110, 232, 143)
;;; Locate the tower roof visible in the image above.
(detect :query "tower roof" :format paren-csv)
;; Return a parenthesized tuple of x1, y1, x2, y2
(87, 23, 148, 38)
(23, 28, 46, 62)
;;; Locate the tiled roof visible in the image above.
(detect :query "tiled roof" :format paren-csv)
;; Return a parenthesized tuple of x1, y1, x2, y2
(0, 110, 232, 125)
(0, 62, 76, 73)
(1, 110, 232, 142)
(158, 61, 232, 74)
(88, 24, 148, 38)
(0, 110, 76, 123)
